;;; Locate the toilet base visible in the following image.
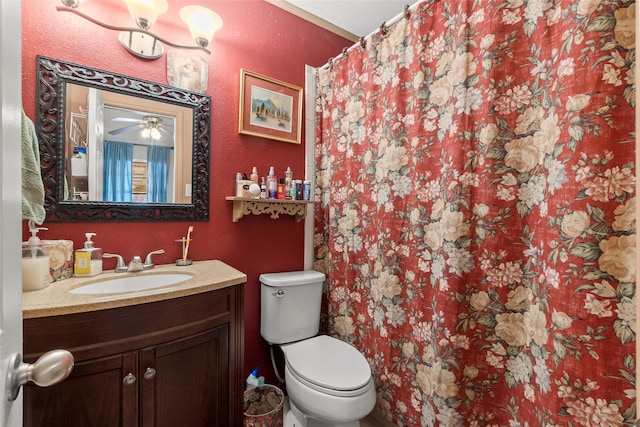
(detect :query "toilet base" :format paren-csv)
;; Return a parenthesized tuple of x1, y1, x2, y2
(283, 397, 360, 427)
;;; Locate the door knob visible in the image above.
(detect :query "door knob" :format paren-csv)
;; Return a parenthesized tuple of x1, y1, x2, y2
(6, 350, 74, 401)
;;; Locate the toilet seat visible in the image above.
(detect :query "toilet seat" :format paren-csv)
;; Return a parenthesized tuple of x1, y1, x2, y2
(283, 335, 372, 397)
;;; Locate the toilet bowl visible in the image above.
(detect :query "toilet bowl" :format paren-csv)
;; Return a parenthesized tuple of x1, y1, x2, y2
(260, 271, 377, 427)
(281, 336, 376, 426)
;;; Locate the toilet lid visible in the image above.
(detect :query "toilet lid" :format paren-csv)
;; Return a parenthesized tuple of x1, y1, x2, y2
(284, 335, 371, 391)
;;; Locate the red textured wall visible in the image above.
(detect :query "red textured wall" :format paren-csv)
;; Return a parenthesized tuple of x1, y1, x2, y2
(22, 0, 351, 384)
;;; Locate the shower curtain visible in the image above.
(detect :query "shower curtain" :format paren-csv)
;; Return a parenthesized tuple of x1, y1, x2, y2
(315, 1, 636, 426)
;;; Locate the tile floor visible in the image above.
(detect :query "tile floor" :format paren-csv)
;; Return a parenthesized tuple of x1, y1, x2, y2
(282, 397, 392, 427)
(360, 413, 389, 427)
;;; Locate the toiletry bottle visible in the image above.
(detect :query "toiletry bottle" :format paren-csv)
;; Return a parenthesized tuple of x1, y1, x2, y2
(74, 233, 103, 277)
(289, 182, 297, 200)
(303, 180, 312, 201)
(284, 167, 293, 200)
(266, 166, 278, 199)
(250, 166, 259, 183)
(260, 177, 267, 199)
(235, 172, 242, 196)
(22, 222, 52, 292)
(277, 179, 286, 199)
(246, 367, 260, 390)
(295, 180, 303, 200)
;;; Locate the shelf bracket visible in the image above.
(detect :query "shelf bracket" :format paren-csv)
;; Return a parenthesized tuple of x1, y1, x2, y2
(226, 197, 311, 222)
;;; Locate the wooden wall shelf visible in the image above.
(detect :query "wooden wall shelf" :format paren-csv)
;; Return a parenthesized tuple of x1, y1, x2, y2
(225, 197, 314, 222)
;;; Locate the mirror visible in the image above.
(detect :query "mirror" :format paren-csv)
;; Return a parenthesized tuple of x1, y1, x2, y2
(36, 56, 210, 222)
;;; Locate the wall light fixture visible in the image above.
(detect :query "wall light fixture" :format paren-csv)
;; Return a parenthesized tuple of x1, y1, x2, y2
(57, 0, 223, 60)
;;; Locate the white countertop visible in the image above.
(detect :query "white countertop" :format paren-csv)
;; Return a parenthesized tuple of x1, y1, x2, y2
(23, 260, 247, 319)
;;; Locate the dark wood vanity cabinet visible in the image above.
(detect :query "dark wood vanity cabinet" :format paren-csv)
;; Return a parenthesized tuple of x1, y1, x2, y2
(23, 285, 244, 427)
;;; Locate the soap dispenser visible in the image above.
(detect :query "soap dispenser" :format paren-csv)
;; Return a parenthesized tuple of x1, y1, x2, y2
(22, 221, 52, 292)
(74, 233, 103, 277)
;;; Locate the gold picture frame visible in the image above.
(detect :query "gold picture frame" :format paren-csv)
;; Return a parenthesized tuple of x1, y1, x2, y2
(238, 69, 303, 144)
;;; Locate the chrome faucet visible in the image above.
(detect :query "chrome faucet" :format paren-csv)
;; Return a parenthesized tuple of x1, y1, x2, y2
(143, 249, 165, 270)
(103, 253, 128, 273)
(103, 249, 164, 273)
(127, 256, 144, 272)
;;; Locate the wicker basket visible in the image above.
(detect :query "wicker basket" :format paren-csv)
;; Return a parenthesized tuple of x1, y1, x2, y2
(243, 384, 284, 427)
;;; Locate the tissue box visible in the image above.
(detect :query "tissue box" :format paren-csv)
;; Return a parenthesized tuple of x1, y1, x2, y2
(42, 240, 73, 282)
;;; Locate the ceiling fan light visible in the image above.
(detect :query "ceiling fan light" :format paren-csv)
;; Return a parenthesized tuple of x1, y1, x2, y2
(122, 0, 168, 30)
(180, 5, 223, 47)
(150, 127, 161, 140)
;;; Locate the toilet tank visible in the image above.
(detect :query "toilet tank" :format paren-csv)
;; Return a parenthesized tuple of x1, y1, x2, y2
(260, 270, 326, 344)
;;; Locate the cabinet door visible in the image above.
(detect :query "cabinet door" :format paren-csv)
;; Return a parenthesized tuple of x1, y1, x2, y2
(24, 351, 138, 427)
(140, 325, 229, 427)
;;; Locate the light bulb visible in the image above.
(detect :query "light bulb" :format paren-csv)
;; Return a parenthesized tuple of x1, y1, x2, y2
(180, 6, 223, 48)
(122, 0, 168, 30)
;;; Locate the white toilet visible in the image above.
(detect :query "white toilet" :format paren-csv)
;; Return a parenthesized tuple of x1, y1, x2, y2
(260, 271, 376, 427)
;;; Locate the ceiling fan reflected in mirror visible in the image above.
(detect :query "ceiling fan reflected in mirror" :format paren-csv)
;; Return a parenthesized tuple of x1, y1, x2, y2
(109, 114, 174, 140)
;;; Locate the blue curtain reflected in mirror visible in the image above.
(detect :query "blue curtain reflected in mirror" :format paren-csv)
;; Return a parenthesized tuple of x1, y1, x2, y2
(147, 145, 170, 203)
(103, 140, 133, 202)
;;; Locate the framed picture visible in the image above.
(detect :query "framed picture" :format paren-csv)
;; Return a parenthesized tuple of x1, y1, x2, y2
(238, 69, 303, 144)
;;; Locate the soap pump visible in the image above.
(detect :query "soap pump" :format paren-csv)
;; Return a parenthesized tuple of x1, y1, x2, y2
(22, 220, 52, 292)
(74, 233, 103, 277)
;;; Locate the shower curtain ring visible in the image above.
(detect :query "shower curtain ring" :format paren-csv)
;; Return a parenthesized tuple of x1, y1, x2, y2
(403, 5, 410, 19)
(342, 47, 349, 58)
(379, 22, 387, 35)
(359, 37, 366, 49)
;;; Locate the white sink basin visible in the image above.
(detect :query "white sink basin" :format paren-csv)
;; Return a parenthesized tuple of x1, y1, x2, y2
(69, 273, 193, 295)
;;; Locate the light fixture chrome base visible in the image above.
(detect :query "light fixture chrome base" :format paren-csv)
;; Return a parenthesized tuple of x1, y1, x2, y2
(118, 30, 164, 60)
(57, 6, 213, 59)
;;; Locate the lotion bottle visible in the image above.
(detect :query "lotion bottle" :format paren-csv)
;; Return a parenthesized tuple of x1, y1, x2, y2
(260, 177, 267, 199)
(250, 166, 259, 183)
(284, 167, 293, 199)
(22, 222, 52, 292)
(74, 233, 103, 277)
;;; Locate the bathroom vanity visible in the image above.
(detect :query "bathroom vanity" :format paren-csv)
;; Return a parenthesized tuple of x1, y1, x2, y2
(22, 260, 246, 427)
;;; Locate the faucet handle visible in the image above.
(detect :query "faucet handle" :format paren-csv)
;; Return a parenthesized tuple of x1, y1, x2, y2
(143, 249, 165, 270)
(103, 253, 128, 273)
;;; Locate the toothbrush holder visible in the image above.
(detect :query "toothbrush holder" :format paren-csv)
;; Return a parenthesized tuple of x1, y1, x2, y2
(175, 238, 193, 266)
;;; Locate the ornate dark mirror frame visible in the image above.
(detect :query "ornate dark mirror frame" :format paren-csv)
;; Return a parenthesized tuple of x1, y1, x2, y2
(36, 55, 210, 222)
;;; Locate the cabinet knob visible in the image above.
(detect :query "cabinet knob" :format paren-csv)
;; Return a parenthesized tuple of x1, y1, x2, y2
(123, 373, 136, 385)
(144, 367, 156, 380)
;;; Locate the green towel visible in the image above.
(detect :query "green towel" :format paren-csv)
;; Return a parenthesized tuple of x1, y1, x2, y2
(22, 110, 46, 225)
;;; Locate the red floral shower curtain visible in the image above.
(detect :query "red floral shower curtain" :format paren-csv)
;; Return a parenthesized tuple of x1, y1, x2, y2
(314, 1, 636, 425)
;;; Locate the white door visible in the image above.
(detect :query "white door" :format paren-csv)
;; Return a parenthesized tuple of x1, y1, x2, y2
(0, 0, 25, 425)
(87, 88, 105, 200)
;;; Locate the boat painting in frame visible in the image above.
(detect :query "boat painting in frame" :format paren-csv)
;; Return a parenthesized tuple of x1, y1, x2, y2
(238, 69, 302, 144)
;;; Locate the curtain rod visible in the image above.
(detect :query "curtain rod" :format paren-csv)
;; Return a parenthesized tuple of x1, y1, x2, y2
(318, 0, 424, 71)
